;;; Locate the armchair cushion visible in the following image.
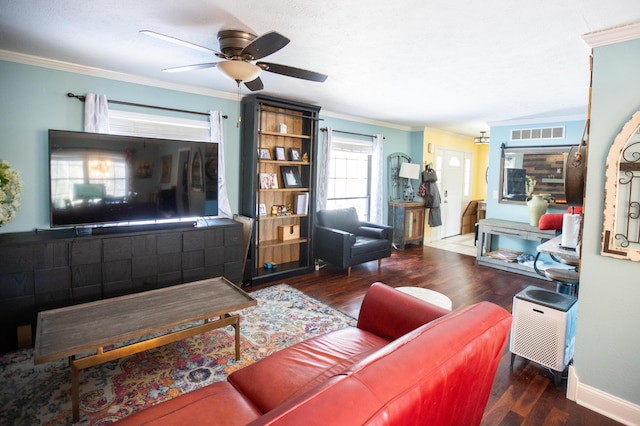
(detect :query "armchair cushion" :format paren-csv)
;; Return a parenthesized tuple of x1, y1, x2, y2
(316, 207, 361, 234)
(358, 225, 389, 239)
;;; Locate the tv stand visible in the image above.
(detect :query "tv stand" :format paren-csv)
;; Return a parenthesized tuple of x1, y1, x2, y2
(0, 219, 243, 351)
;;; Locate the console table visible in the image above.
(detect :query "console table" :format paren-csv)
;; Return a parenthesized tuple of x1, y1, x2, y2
(389, 201, 425, 249)
(476, 218, 556, 279)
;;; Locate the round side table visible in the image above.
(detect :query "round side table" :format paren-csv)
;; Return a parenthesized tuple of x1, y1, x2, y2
(396, 286, 453, 311)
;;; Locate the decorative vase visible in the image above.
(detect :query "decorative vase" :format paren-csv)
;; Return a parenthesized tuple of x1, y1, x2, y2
(527, 194, 549, 226)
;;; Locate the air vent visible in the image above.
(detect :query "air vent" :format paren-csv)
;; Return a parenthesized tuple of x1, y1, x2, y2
(511, 126, 565, 141)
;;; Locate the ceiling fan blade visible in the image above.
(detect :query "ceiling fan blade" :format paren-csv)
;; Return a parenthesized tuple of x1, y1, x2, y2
(140, 30, 222, 55)
(257, 62, 328, 82)
(162, 63, 218, 73)
(242, 31, 290, 60)
(244, 77, 264, 92)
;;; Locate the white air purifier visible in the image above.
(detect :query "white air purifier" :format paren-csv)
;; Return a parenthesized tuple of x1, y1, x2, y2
(510, 286, 578, 383)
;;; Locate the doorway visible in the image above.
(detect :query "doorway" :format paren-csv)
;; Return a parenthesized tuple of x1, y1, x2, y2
(432, 148, 473, 240)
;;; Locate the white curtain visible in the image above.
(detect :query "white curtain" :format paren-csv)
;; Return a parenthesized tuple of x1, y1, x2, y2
(84, 93, 110, 133)
(370, 134, 384, 223)
(209, 111, 232, 218)
(316, 127, 333, 211)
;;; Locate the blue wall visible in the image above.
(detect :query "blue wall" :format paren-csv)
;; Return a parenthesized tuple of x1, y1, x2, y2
(574, 36, 640, 407)
(0, 60, 420, 233)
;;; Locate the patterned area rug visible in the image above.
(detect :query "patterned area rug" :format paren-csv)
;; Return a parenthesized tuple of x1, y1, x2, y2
(0, 284, 356, 425)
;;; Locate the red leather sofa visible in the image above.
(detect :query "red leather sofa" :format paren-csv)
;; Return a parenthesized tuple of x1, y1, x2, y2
(119, 282, 512, 425)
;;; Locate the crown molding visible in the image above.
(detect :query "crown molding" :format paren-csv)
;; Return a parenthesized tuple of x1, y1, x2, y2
(582, 21, 640, 48)
(0, 49, 238, 101)
(320, 109, 416, 132)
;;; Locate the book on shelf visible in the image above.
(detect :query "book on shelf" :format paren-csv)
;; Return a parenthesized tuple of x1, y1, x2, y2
(295, 192, 309, 215)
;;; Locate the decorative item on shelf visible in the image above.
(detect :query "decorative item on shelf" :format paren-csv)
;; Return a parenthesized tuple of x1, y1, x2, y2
(263, 262, 277, 269)
(257, 203, 267, 216)
(0, 160, 22, 226)
(259, 173, 278, 189)
(274, 146, 286, 161)
(398, 162, 421, 201)
(295, 193, 309, 215)
(289, 147, 301, 161)
(527, 194, 550, 226)
(278, 123, 287, 134)
(525, 175, 536, 197)
(302, 152, 309, 162)
(258, 148, 271, 159)
(277, 224, 300, 241)
(271, 205, 293, 216)
(281, 166, 302, 188)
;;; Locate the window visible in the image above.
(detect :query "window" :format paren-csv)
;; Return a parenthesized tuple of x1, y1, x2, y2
(326, 137, 373, 221)
(50, 151, 128, 208)
(108, 110, 210, 141)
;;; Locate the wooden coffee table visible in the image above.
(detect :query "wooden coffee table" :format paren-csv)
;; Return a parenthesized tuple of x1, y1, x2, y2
(34, 277, 257, 422)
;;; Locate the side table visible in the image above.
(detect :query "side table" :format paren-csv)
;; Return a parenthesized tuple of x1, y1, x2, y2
(396, 286, 453, 310)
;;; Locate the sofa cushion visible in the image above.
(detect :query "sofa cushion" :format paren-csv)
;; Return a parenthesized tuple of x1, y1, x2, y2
(117, 381, 260, 425)
(252, 302, 511, 426)
(228, 326, 389, 413)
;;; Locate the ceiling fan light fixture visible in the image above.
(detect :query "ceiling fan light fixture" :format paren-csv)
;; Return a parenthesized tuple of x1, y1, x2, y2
(474, 131, 490, 144)
(217, 60, 261, 83)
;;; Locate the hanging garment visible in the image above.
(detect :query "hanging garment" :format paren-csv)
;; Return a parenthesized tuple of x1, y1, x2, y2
(427, 182, 442, 227)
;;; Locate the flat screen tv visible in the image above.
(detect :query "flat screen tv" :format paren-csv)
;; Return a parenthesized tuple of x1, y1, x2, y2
(48, 129, 218, 228)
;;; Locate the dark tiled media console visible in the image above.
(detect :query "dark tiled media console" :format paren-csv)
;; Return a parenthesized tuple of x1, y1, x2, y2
(0, 219, 243, 350)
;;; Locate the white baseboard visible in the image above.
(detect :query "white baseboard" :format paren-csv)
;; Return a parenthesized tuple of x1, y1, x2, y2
(568, 366, 640, 425)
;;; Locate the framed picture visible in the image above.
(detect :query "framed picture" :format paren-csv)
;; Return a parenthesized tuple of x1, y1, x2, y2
(160, 155, 172, 183)
(259, 173, 278, 189)
(257, 203, 267, 216)
(258, 148, 271, 159)
(274, 146, 286, 161)
(289, 147, 301, 161)
(280, 166, 302, 188)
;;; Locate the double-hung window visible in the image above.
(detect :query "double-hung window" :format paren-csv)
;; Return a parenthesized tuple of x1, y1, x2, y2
(326, 137, 374, 221)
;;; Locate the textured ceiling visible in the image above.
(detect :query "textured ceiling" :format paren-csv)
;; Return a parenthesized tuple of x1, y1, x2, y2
(1, 0, 639, 136)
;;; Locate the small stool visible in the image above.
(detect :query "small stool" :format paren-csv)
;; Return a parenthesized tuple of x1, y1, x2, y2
(545, 267, 579, 297)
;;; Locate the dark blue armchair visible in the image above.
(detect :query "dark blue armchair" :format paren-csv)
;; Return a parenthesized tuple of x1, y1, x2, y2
(315, 207, 393, 276)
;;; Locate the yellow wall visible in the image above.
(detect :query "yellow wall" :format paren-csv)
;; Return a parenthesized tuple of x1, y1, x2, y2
(422, 128, 489, 200)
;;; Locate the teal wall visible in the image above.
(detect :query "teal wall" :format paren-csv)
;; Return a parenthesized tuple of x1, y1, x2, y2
(485, 118, 585, 257)
(575, 37, 640, 405)
(0, 60, 420, 233)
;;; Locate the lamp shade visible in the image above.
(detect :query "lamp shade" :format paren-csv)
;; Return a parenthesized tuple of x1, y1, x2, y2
(217, 60, 262, 82)
(399, 162, 421, 180)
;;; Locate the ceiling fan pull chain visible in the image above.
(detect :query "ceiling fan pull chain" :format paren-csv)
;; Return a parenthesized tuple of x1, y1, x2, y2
(236, 81, 242, 128)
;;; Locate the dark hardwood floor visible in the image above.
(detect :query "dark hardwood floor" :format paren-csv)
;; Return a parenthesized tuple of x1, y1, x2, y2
(249, 245, 621, 426)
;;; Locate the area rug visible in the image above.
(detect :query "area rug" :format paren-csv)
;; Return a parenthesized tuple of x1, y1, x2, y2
(0, 284, 356, 425)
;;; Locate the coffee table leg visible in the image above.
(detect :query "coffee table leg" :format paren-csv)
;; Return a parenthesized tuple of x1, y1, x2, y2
(234, 315, 240, 360)
(71, 361, 80, 422)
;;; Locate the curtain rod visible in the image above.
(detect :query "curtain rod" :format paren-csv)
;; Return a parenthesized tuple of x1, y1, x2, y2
(320, 127, 385, 140)
(67, 92, 228, 119)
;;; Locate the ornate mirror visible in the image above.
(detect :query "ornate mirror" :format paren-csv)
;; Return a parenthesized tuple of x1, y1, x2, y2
(602, 110, 640, 261)
(388, 152, 410, 201)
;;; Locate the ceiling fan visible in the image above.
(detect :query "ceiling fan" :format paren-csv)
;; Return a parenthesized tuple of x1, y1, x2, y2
(140, 29, 328, 91)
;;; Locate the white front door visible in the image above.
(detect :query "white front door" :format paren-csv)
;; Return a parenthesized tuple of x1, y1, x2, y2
(432, 148, 472, 239)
